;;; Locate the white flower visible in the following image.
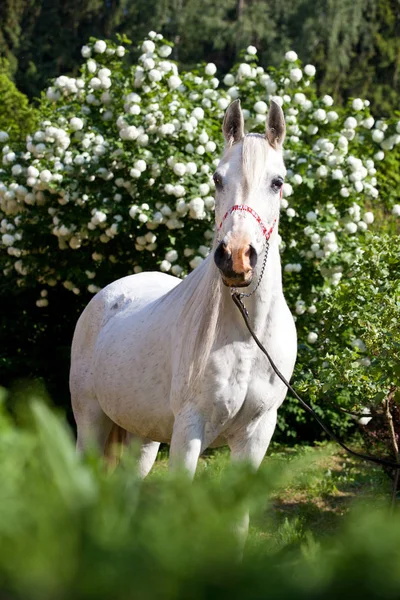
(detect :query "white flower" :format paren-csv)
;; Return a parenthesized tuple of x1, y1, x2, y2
(168, 75, 182, 90)
(282, 182, 293, 197)
(352, 98, 364, 111)
(254, 101, 267, 114)
(142, 57, 155, 71)
(205, 141, 217, 153)
(246, 45, 257, 55)
(70, 117, 84, 131)
(286, 208, 295, 218)
(189, 256, 204, 269)
(2, 233, 14, 246)
(81, 45, 91, 58)
(294, 300, 305, 315)
(130, 168, 141, 178)
(289, 68, 302, 82)
(198, 131, 209, 144)
(186, 162, 197, 175)
(358, 221, 368, 232)
(11, 164, 23, 176)
(306, 211, 317, 222)
(116, 46, 125, 57)
(39, 170, 52, 183)
(94, 40, 107, 54)
(285, 51, 298, 62)
(362, 116, 374, 129)
(294, 93, 306, 105)
(189, 197, 205, 219)
(238, 63, 251, 77)
(199, 183, 210, 196)
(165, 249, 178, 262)
(171, 265, 183, 276)
(217, 97, 230, 110)
(192, 107, 205, 120)
(313, 109, 326, 121)
(332, 169, 343, 180)
(223, 74, 235, 86)
(372, 130, 384, 143)
(156, 46, 170, 60)
(391, 204, 400, 216)
(292, 174, 302, 185)
(316, 165, 328, 177)
(323, 232, 336, 244)
(173, 162, 186, 177)
(362, 211, 374, 224)
(120, 126, 138, 141)
(344, 117, 357, 129)
(307, 125, 318, 135)
(149, 69, 162, 82)
(205, 63, 217, 76)
(327, 111, 339, 122)
(27, 165, 39, 178)
(307, 332, 318, 344)
(345, 222, 357, 234)
(322, 95, 334, 106)
(303, 65, 315, 77)
(226, 86, 238, 100)
(142, 40, 155, 53)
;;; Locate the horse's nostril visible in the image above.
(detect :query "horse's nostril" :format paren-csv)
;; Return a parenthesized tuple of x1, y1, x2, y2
(248, 245, 258, 268)
(214, 241, 229, 269)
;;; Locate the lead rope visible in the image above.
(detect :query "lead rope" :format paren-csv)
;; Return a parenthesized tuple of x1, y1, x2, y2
(231, 292, 400, 472)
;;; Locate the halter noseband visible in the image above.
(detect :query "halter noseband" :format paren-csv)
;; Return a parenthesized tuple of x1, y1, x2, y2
(217, 205, 276, 242)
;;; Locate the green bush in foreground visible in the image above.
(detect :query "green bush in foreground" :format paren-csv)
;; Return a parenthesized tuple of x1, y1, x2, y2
(0, 391, 400, 600)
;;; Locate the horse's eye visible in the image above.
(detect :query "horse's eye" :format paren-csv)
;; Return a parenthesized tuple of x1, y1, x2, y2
(213, 172, 223, 189)
(271, 177, 284, 192)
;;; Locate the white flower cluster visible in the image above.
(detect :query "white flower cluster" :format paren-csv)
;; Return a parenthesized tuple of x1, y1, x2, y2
(0, 33, 398, 356)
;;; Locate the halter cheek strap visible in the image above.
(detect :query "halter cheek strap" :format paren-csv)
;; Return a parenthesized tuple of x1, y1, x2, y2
(217, 205, 277, 241)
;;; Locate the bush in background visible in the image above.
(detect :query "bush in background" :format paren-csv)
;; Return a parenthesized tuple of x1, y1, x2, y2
(0, 33, 399, 438)
(0, 60, 38, 142)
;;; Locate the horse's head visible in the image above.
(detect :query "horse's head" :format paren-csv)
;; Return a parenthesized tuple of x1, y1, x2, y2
(213, 99, 286, 288)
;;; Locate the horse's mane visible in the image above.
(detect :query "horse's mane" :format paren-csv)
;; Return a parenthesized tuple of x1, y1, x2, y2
(160, 235, 222, 401)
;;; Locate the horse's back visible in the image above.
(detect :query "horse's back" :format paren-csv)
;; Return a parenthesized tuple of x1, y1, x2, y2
(70, 272, 180, 405)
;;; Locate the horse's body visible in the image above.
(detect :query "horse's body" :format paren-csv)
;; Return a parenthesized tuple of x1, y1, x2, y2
(71, 99, 297, 481)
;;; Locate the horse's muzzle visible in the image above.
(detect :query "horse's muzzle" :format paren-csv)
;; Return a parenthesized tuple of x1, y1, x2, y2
(214, 241, 257, 287)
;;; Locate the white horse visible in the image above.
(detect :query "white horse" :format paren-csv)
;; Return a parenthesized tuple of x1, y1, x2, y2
(70, 99, 297, 483)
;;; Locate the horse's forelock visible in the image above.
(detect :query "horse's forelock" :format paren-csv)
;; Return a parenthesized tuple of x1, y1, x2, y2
(242, 134, 270, 196)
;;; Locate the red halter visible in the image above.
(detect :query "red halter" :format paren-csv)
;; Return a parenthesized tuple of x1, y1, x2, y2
(217, 205, 277, 241)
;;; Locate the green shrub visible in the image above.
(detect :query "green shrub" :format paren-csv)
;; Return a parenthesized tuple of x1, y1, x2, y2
(0, 61, 38, 142)
(300, 232, 400, 475)
(0, 33, 399, 438)
(0, 393, 400, 600)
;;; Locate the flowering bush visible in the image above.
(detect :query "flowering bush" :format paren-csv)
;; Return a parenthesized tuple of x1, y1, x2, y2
(0, 32, 399, 436)
(301, 232, 400, 476)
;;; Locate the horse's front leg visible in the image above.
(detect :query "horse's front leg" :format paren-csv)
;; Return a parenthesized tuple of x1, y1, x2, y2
(169, 404, 205, 478)
(228, 409, 278, 548)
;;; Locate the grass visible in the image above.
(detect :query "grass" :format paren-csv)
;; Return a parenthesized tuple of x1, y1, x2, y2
(150, 440, 391, 546)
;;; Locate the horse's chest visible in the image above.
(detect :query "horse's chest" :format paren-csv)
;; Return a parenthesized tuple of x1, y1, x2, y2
(204, 344, 260, 423)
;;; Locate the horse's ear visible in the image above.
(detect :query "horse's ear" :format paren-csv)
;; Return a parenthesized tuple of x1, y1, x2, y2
(266, 99, 286, 149)
(223, 99, 245, 146)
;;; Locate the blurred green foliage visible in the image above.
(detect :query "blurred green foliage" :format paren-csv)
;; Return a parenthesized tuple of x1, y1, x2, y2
(0, 60, 38, 141)
(0, 390, 400, 600)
